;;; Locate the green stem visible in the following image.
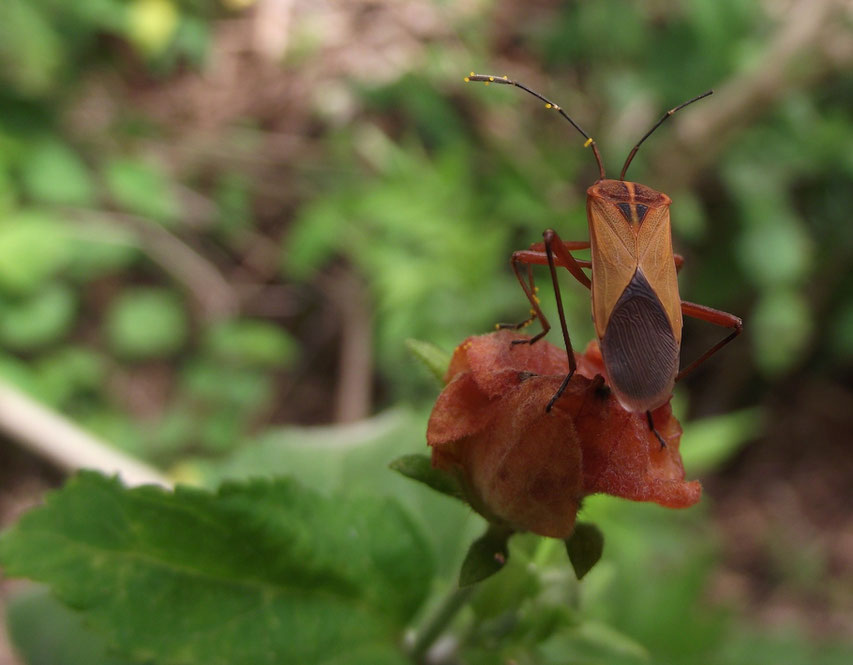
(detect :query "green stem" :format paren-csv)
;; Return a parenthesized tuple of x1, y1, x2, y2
(409, 584, 476, 662)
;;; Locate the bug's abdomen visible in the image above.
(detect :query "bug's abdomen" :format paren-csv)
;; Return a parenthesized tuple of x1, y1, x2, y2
(600, 269, 679, 413)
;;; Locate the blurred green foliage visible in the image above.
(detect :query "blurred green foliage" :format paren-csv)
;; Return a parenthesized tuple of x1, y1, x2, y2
(1, 0, 852, 663)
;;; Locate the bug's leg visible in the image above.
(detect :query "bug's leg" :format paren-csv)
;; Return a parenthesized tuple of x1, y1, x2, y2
(646, 410, 667, 450)
(541, 229, 592, 411)
(503, 238, 592, 345)
(497, 258, 549, 337)
(674, 253, 685, 273)
(676, 301, 743, 382)
(501, 233, 592, 411)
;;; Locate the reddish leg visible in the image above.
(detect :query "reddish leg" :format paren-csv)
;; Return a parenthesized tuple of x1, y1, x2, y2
(500, 238, 592, 335)
(507, 231, 594, 411)
(517, 246, 684, 274)
(676, 301, 743, 382)
(512, 239, 592, 289)
(497, 260, 549, 335)
(647, 410, 667, 449)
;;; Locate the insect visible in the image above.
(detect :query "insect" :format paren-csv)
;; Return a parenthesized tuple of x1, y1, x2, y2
(465, 73, 742, 445)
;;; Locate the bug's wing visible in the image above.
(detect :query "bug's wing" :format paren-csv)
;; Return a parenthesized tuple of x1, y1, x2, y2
(636, 206, 682, 344)
(588, 198, 638, 339)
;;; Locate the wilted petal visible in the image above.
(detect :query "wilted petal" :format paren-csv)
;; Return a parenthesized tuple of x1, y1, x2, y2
(427, 331, 701, 539)
(433, 374, 584, 538)
(573, 394, 701, 508)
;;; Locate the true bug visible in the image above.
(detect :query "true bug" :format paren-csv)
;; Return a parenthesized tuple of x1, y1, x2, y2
(465, 73, 742, 444)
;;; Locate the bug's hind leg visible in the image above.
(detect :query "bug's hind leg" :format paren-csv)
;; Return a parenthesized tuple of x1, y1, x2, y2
(677, 301, 743, 382)
(647, 410, 667, 450)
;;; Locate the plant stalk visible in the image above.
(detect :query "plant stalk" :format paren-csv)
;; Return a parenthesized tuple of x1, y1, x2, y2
(409, 584, 476, 663)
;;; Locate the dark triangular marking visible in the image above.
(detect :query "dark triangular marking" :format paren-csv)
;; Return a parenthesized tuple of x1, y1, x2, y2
(617, 203, 634, 222)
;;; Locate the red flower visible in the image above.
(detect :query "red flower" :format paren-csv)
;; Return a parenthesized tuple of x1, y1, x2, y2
(427, 331, 701, 538)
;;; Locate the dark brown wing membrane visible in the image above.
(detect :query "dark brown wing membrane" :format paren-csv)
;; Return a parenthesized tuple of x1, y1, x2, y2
(600, 269, 679, 412)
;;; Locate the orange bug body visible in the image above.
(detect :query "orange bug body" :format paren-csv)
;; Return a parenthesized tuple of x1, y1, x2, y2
(466, 73, 742, 437)
(587, 179, 681, 413)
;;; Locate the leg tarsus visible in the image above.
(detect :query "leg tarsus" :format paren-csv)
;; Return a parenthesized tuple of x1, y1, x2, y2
(647, 410, 667, 449)
(504, 253, 551, 342)
(546, 370, 575, 412)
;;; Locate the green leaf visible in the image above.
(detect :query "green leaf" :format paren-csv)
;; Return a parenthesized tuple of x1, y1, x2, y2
(460, 525, 512, 587)
(0, 283, 76, 350)
(405, 338, 451, 383)
(469, 535, 541, 620)
(0, 0, 64, 95)
(389, 453, 465, 502)
(104, 158, 180, 224)
(680, 408, 763, 474)
(204, 319, 298, 368)
(106, 287, 187, 359)
(36, 347, 106, 404)
(0, 211, 69, 294)
(0, 472, 434, 665)
(0, 352, 42, 397)
(751, 289, 812, 375)
(181, 361, 271, 408)
(6, 586, 137, 665)
(20, 139, 95, 206)
(282, 196, 346, 279)
(538, 619, 651, 663)
(564, 522, 604, 580)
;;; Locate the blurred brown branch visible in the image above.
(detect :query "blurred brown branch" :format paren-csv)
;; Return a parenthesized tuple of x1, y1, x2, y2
(653, 0, 852, 187)
(67, 209, 240, 322)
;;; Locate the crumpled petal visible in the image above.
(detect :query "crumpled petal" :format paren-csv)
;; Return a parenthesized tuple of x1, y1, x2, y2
(427, 331, 701, 538)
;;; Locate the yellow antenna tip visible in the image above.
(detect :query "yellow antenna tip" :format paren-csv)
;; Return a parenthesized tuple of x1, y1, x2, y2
(545, 103, 552, 109)
(584, 137, 594, 148)
(470, 71, 475, 77)
(489, 76, 494, 81)
(503, 75, 508, 79)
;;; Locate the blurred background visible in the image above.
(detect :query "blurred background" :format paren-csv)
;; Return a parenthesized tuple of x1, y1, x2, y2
(0, 0, 852, 663)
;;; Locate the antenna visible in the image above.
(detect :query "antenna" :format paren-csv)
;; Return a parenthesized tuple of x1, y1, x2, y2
(465, 73, 606, 181)
(619, 90, 713, 181)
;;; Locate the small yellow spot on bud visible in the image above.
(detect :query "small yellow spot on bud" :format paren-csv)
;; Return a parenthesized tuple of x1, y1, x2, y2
(584, 137, 593, 148)
(545, 103, 552, 109)
(533, 295, 541, 305)
(489, 76, 495, 82)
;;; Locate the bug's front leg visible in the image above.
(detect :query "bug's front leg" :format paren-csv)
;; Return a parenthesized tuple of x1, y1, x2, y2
(499, 236, 592, 346)
(502, 231, 593, 410)
(496, 256, 551, 341)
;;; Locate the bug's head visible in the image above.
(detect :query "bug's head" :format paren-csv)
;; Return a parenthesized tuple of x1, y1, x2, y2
(588, 179, 671, 207)
(587, 179, 671, 225)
